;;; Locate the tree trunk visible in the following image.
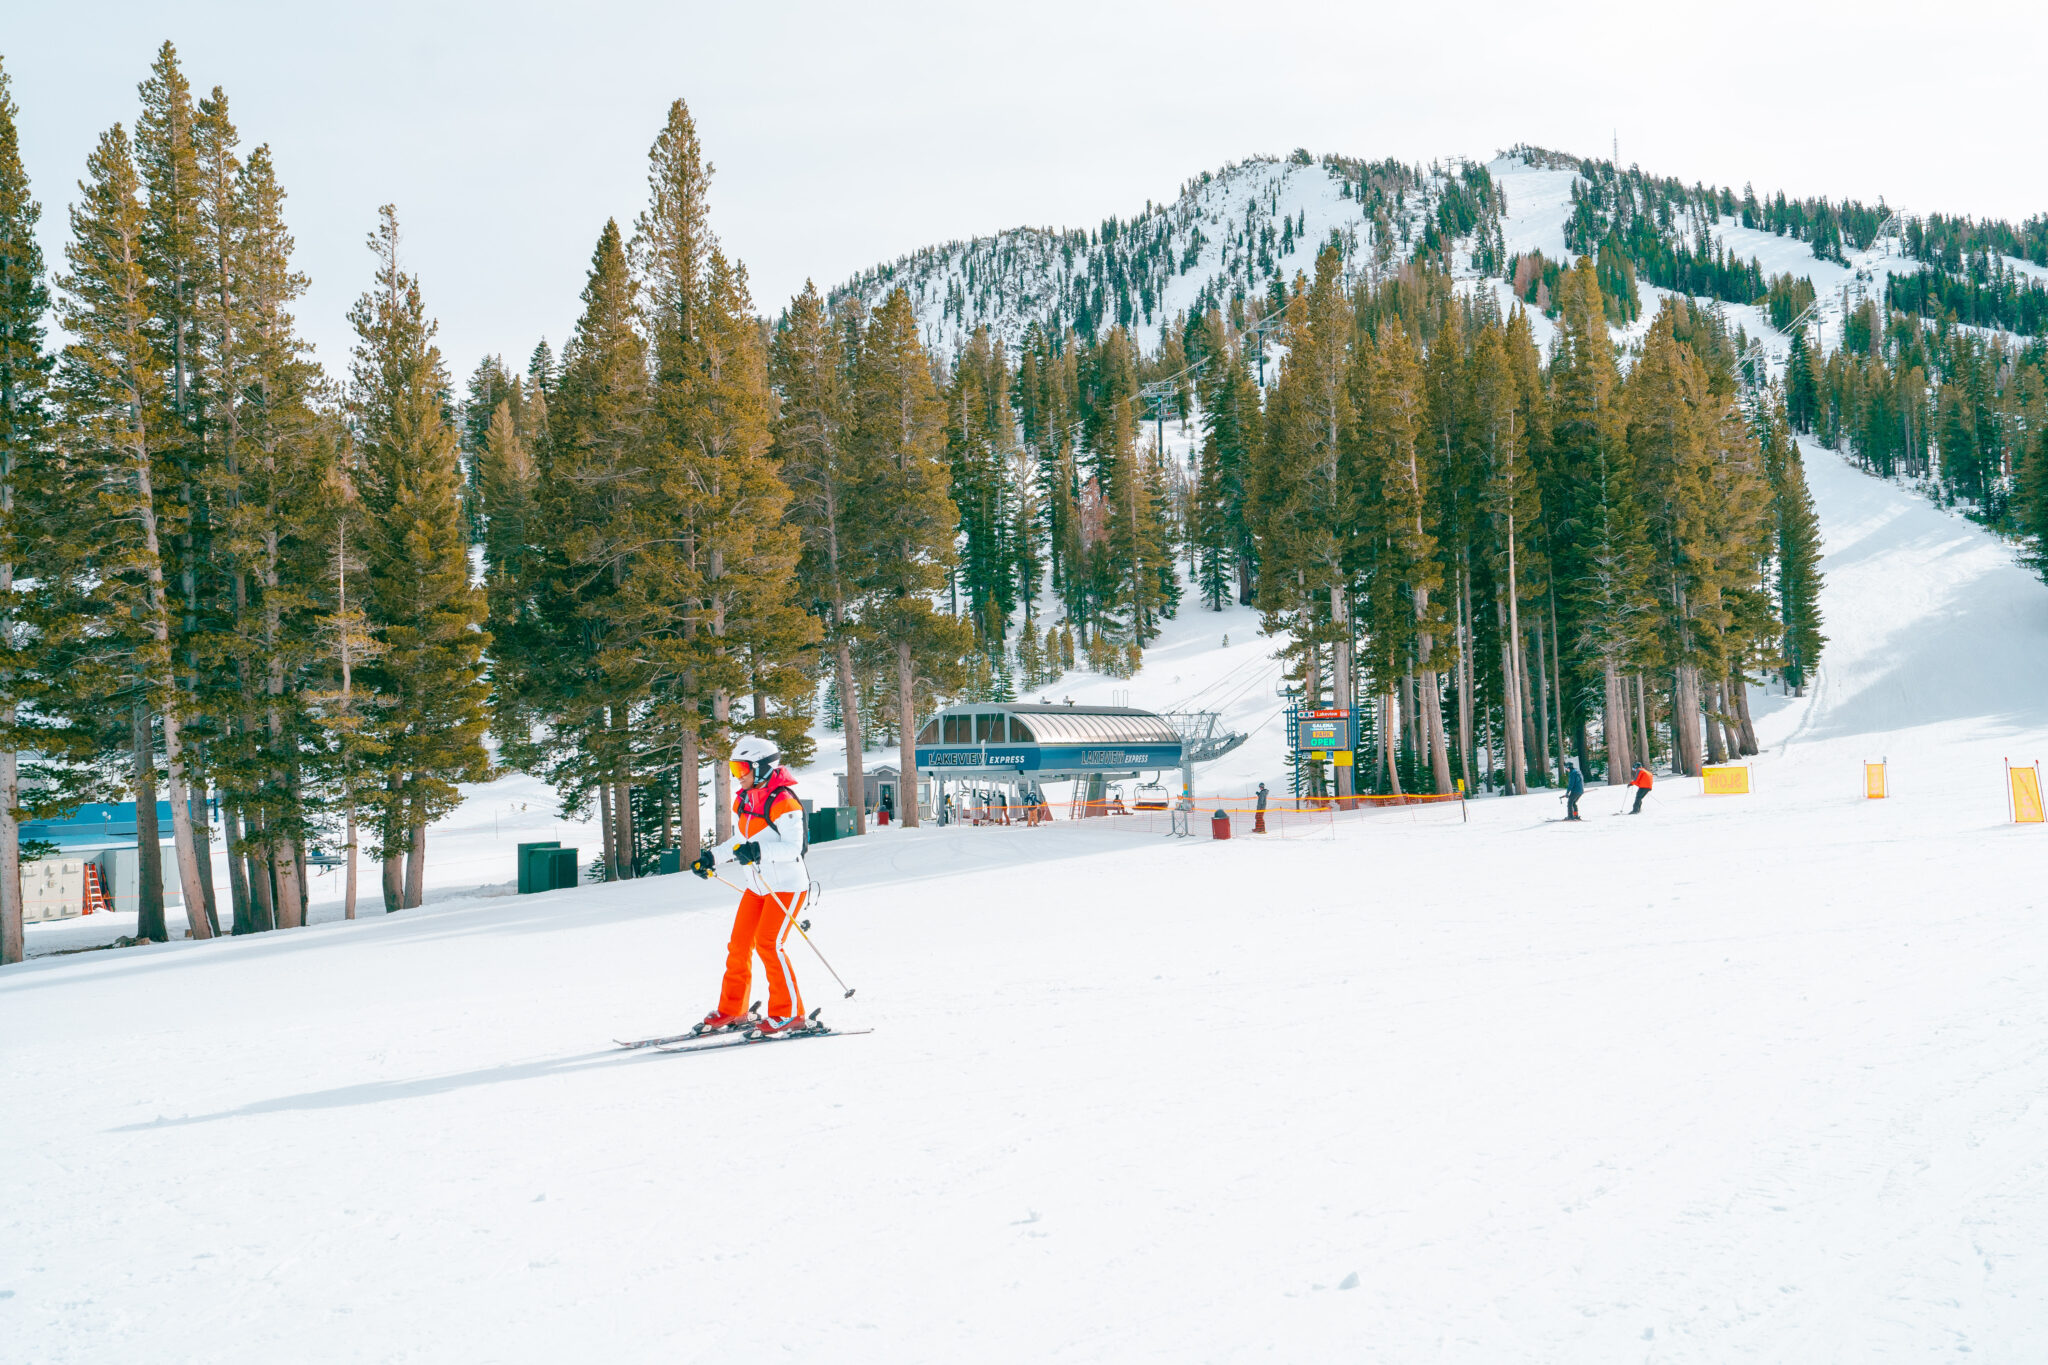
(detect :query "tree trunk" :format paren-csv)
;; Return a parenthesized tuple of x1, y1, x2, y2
(1673, 665, 1704, 776)
(124, 418, 211, 938)
(1422, 670, 1453, 795)
(1501, 507, 1529, 795)
(1732, 672, 1760, 755)
(679, 731, 702, 857)
(1704, 679, 1729, 765)
(1603, 659, 1632, 783)
(1517, 627, 1543, 786)
(381, 847, 403, 914)
(193, 785, 220, 934)
(615, 780, 635, 877)
(1633, 674, 1653, 770)
(133, 705, 167, 941)
(597, 781, 615, 879)
(1548, 587, 1569, 770)
(1531, 624, 1555, 788)
(343, 801, 359, 920)
(0, 732, 19, 965)
(224, 802, 253, 934)
(896, 640, 921, 828)
(1381, 690, 1404, 797)
(1496, 597, 1526, 795)
(835, 637, 867, 836)
(159, 712, 213, 938)
(712, 691, 734, 843)
(244, 806, 275, 931)
(403, 822, 426, 908)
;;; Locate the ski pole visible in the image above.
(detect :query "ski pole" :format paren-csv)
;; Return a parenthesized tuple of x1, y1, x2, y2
(711, 872, 857, 998)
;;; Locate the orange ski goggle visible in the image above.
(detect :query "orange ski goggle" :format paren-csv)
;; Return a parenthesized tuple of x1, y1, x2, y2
(729, 759, 755, 783)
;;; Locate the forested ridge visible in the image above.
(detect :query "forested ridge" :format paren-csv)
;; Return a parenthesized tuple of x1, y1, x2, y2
(5, 41, 2044, 959)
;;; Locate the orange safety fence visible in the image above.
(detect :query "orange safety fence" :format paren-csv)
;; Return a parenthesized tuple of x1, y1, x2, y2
(1054, 792, 1465, 840)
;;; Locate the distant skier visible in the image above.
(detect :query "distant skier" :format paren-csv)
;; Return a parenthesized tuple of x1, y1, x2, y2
(1254, 782, 1269, 834)
(1564, 759, 1584, 821)
(689, 736, 813, 1037)
(1629, 765, 1654, 814)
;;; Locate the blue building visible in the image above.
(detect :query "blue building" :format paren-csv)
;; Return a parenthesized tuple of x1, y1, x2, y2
(21, 799, 211, 850)
(912, 703, 1183, 781)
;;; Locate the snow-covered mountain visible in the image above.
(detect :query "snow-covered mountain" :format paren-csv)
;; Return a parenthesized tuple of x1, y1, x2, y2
(831, 146, 2041, 383)
(829, 152, 1503, 358)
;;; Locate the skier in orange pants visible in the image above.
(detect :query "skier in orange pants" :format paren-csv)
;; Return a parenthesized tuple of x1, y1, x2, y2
(690, 736, 811, 1036)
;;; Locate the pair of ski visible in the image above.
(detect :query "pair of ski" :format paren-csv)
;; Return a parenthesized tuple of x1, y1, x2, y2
(615, 1005, 869, 1055)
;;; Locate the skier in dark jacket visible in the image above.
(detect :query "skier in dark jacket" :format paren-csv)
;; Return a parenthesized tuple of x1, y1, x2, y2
(1564, 760, 1585, 821)
(1254, 782, 1269, 834)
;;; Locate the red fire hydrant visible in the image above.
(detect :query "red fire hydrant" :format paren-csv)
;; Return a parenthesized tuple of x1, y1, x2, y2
(1211, 810, 1232, 840)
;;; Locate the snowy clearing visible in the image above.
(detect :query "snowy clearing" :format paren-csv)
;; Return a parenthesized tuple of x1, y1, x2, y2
(8, 454, 2048, 1359)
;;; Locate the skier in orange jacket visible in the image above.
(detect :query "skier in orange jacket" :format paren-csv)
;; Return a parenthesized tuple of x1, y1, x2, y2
(1629, 765, 1654, 815)
(689, 736, 812, 1037)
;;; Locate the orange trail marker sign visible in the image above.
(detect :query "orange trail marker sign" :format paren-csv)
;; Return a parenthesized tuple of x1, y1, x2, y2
(2008, 760, 2045, 824)
(1865, 760, 1887, 799)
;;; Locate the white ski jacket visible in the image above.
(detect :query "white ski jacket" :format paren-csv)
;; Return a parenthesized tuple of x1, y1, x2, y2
(711, 781, 810, 897)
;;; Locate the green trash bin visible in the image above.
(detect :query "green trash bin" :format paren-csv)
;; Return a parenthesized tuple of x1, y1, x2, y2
(543, 847, 577, 890)
(517, 841, 560, 894)
(656, 848, 682, 875)
(808, 806, 857, 845)
(520, 843, 577, 892)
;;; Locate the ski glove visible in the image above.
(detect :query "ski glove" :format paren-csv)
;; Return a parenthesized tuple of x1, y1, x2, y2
(690, 850, 715, 879)
(733, 841, 762, 866)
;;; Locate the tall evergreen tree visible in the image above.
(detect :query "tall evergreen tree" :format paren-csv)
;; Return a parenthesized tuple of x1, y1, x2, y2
(58, 121, 216, 938)
(529, 218, 652, 878)
(633, 99, 814, 852)
(347, 206, 489, 910)
(0, 57, 57, 963)
(773, 281, 870, 834)
(850, 288, 969, 826)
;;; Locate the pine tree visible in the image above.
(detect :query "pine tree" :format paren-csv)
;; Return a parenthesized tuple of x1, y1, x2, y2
(773, 281, 870, 834)
(633, 100, 814, 851)
(1361, 328, 1449, 795)
(208, 132, 333, 932)
(476, 394, 538, 760)
(849, 288, 969, 826)
(1546, 258, 1634, 780)
(0, 58, 57, 962)
(347, 206, 490, 910)
(946, 327, 1021, 644)
(1191, 311, 1261, 606)
(58, 121, 216, 939)
(527, 218, 652, 878)
(1784, 327, 1820, 433)
(135, 46, 230, 931)
(1761, 419, 1826, 687)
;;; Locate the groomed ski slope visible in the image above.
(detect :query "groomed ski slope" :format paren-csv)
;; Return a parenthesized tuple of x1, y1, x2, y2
(8, 445, 2048, 1362)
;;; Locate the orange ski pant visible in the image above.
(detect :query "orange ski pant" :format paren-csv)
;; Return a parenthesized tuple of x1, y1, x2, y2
(717, 888, 806, 1020)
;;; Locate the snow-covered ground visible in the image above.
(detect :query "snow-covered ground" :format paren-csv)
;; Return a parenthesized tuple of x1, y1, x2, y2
(9, 429, 2048, 1358)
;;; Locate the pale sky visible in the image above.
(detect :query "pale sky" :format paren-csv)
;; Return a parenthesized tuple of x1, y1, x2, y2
(9, 0, 2044, 384)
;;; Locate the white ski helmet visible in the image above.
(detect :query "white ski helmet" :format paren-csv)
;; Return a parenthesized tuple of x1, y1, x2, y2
(729, 734, 782, 786)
